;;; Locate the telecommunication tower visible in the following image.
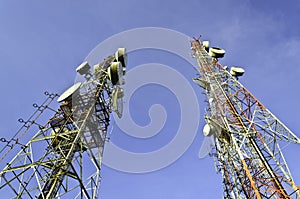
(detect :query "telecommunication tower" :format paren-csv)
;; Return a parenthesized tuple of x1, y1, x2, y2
(192, 38, 300, 198)
(0, 48, 127, 198)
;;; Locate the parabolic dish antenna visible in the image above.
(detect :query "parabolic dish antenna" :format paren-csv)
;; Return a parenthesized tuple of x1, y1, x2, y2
(109, 62, 123, 85)
(115, 48, 127, 71)
(57, 82, 82, 103)
(230, 66, 245, 77)
(112, 86, 124, 118)
(209, 47, 226, 58)
(199, 122, 219, 158)
(76, 61, 91, 75)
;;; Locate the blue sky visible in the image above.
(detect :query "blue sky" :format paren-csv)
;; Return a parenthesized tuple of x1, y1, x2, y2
(0, 0, 300, 198)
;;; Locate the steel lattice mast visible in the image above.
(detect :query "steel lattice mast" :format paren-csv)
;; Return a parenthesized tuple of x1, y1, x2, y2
(0, 48, 126, 199)
(191, 38, 300, 198)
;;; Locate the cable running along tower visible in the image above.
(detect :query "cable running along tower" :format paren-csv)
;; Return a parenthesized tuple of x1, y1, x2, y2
(192, 38, 300, 198)
(0, 48, 127, 198)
